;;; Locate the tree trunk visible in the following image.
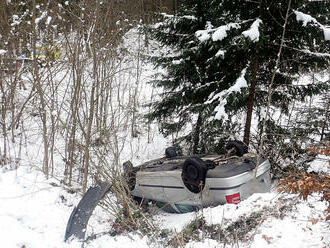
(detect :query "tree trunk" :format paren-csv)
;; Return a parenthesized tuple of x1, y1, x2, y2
(192, 113, 203, 154)
(243, 55, 259, 146)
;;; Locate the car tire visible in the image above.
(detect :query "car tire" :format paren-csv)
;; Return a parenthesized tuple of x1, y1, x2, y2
(225, 140, 248, 157)
(165, 147, 177, 158)
(181, 157, 207, 193)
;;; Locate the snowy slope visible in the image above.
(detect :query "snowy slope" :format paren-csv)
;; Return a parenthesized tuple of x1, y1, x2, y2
(0, 166, 80, 248)
(0, 166, 151, 248)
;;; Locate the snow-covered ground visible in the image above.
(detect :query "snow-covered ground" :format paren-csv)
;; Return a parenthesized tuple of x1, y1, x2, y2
(0, 164, 329, 248)
(0, 165, 151, 248)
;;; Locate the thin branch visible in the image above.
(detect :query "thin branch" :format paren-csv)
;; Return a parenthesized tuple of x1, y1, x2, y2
(255, 0, 293, 177)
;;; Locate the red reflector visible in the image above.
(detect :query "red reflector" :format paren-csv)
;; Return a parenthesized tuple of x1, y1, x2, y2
(226, 192, 241, 204)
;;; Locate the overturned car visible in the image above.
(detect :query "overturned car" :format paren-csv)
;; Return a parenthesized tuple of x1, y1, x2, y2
(65, 141, 272, 241)
(126, 141, 271, 213)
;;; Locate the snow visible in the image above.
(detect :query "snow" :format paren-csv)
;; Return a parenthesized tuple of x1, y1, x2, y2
(0, 167, 152, 248)
(46, 16, 52, 26)
(215, 49, 225, 58)
(181, 15, 197, 20)
(161, 13, 196, 21)
(307, 155, 330, 174)
(206, 68, 248, 120)
(186, 239, 219, 248)
(172, 59, 183, 65)
(213, 100, 228, 121)
(322, 26, 330, 40)
(242, 18, 262, 42)
(195, 22, 214, 42)
(227, 68, 248, 92)
(206, 68, 248, 104)
(300, 49, 330, 58)
(35, 11, 48, 25)
(11, 14, 21, 26)
(201, 193, 278, 226)
(294, 10, 330, 40)
(212, 23, 240, 41)
(195, 23, 240, 42)
(195, 18, 264, 43)
(0, 167, 80, 248)
(294, 11, 317, 27)
(195, 30, 211, 42)
(250, 195, 329, 248)
(157, 192, 329, 248)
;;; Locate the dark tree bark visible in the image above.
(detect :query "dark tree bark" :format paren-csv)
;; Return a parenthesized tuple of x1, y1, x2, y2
(193, 113, 203, 154)
(243, 55, 259, 146)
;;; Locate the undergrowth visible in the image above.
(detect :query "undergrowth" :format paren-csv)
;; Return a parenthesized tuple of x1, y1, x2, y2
(278, 142, 330, 220)
(278, 172, 330, 220)
(167, 196, 297, 248)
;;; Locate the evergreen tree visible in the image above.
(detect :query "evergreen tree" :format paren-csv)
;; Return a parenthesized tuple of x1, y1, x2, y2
(147, 0, 330, 153)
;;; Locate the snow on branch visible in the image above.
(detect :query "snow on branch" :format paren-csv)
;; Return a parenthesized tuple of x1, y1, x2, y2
(298, 49, 330, 57)
(161, 13, 197, 20)
(35, 11, 48, 25)
(154, 13, 198, 30)
(294, 10, 330, 40)
(242, 18, 262, 42)
(294, 11, 317, 26)
(195, 22, 241, 42)
(195, 19, 263, 43)
(206, 68, 248, 121)
(212, 23, 241, 41)
(215, 49, 226, 58)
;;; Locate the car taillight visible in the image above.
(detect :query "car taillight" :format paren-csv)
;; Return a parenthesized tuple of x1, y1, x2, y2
(225, 192, 241, 204)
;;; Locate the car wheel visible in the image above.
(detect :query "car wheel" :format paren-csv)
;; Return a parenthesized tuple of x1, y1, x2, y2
(225, 140, 248, 157)
(181, 157, 208, 193)
(165, 147, 177, 158)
